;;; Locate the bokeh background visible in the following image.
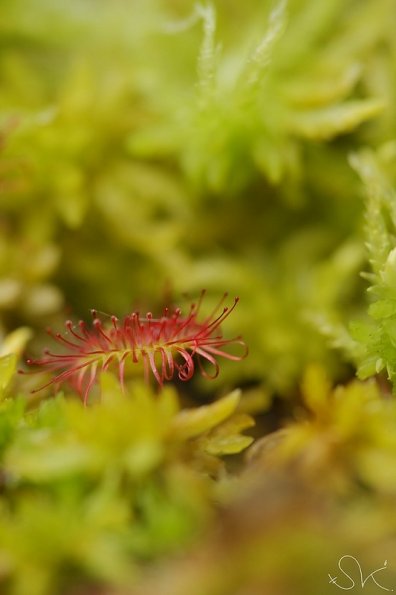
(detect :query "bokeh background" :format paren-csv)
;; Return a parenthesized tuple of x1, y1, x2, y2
(1, 1, 396, 594)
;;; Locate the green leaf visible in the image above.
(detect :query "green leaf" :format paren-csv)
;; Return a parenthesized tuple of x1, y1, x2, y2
(204, 434, 254, 456)
(170, 390, 241, 441)
(0, 327, 32, 358)
(301, 364, 331, 415)
(201, 413, 255, 456)
(0, 354, 17, 400)
(368, 300, 396, 319)
(290, 99, 384, 140)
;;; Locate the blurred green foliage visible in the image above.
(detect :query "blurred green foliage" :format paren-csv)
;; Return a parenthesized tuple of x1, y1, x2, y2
(1, 0, 396, 593)
(345, 145, 396, 389)
(0, 379, 252, 594)
(1, 0, 394, 390)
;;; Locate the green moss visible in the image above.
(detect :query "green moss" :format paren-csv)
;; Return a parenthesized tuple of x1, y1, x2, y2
(1, 0, 396, 593)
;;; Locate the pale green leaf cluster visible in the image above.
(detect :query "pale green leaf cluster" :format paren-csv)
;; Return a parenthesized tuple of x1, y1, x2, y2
(130, 0, 385, 194)
(252, 365, 396, 492)
(0, 378, 253, 594)
(131, 369, 396, 595)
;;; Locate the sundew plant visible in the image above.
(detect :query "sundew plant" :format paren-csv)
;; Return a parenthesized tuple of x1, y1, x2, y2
(2, 0, 396, 594)
(27, 293, 247, 402)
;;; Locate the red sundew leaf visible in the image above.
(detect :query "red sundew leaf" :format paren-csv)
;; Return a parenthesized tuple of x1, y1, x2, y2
(25, 292, 248, 403)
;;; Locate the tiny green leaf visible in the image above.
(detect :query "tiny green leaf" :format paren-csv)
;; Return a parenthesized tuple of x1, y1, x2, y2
(0, 353, 17, 400)
(170, 390, 241, 441)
